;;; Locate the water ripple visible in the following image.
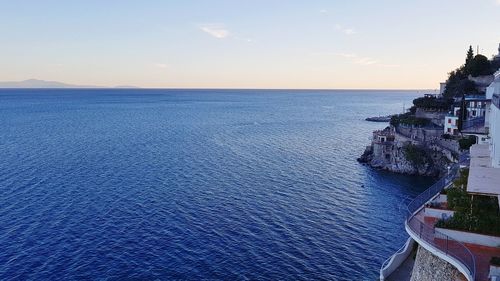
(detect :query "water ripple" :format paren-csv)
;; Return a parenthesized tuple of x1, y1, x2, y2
(0, 89, 433, 280)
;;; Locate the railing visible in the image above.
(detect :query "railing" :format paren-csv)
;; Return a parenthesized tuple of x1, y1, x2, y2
(407, 216, 476, 280)
(406, 165, 458, 214)
(405, 164, 476, 281)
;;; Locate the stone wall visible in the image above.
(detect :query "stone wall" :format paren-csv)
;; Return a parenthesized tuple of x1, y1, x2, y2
(395, 126, 443, 143)
(415, 108, 448, 126)
(434, 138, 460, 154)
(410, 246, 464, 281)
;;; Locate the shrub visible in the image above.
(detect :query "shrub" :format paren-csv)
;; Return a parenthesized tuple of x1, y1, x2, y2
(412, 97, 453, 111)
(390, 112, 430, 127)
(437, 169, 500, 236)
(442, 134, 451, 139)
(403, 144, 431, 168)
(458, 136, 476, 150)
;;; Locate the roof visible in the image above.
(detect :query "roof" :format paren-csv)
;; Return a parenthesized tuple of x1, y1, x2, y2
(467, 144, 500, 196)
(464, 95, 490, 101)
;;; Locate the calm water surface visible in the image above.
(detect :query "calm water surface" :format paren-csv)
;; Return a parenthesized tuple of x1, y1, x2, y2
(0, 89, 433, 280)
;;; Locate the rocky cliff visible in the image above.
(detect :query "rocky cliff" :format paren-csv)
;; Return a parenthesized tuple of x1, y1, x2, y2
(358, 127, 451, 177)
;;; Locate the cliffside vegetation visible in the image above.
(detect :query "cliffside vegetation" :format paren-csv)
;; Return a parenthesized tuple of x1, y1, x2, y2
(458, 136, 476, 150)
(443, 46, 499, 98)
(436, 169, 500, 236)
(390, 112, 430, 127)
(403, 144, 432, 168)
(412, 96, 453, 111)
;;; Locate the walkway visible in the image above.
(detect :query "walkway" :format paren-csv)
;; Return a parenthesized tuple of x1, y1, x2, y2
(386, 254, 415, 281)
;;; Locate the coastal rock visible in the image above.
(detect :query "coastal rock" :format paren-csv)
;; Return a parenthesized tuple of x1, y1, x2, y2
(358, 126, 450, 177)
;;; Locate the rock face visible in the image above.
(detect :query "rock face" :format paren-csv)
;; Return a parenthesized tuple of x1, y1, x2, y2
(358, 127, 449, 177)
(410, 246, 464, 281)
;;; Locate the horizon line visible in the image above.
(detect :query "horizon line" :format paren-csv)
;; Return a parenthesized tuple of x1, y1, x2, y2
(0, 87, 437, 91)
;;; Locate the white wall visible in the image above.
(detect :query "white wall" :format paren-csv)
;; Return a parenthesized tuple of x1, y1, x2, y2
(490, 71, 500, 168)
(424, 207, 454, 219)
(491, 102, 500, 167)
(379, 237, 415, 280)
(436, 227, 500, 247)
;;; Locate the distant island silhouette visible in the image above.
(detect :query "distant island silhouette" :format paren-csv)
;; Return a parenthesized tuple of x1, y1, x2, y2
(0, 79, 139, 89)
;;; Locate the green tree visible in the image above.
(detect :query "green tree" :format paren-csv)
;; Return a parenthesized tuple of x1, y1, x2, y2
(465, 46, 474, 65)
(469, 54, 492, 77)
(443, 69, 477, 98)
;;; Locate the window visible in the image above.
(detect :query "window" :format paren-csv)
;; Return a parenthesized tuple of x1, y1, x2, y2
(448, 128, 451, 133)
(448, 119, 451, 123)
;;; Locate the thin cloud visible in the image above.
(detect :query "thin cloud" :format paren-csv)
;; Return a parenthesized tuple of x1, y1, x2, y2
(199, 24, 230, 39)
(334, 53, 398, 67)
(319, 9, 328, 14)
(354, 57, 378, 65)
(154, 63, 168, 69)
(335, 24, 356, 35)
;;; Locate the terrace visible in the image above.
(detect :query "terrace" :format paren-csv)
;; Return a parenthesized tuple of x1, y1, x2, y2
(381, 165, 500, 281)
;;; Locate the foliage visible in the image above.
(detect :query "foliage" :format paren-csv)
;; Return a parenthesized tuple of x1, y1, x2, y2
(443, 68, 478, 98)
(469, 55, 492, 77)
(403, 144, 431, 168)
(465, 46, 474, 66)
(441, 134, 452, 140)
(443, 46, 499, 98)
(458, 136, 476, 150)
(412, 96, 452, 111)
(436, 169, 500, 236)
(390, 112, 430, 127)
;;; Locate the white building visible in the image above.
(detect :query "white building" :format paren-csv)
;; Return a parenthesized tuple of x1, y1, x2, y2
(443, 115, 459, 135)
(467, 70, 500, 203)
(487, 71, 500, 167)
(464, 96, 488, 119)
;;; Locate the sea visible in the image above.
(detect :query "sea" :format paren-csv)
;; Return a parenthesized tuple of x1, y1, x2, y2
(0, 89, 434, 280)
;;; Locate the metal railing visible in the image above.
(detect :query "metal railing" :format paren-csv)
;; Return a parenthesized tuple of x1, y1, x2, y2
(406, 165, 457, 215)
(405, 164, 476, 280)
(407, 215, 476, 280)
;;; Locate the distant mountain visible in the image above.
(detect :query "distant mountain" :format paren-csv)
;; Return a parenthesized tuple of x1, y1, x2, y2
(0, 79, 103, 88)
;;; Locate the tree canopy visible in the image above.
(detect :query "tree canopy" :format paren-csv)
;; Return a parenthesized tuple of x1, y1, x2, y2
(443, 46, 497, 98)
(469, 54, 491, 77)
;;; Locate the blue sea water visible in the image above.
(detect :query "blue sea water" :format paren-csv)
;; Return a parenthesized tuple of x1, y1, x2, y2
(0, 89, 433, 280)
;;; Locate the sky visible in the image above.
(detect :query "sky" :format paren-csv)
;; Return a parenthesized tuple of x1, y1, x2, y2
(0, 0, 499, 89)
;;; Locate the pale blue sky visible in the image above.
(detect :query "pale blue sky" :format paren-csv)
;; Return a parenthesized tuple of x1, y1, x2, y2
(0, 0, 499, 88)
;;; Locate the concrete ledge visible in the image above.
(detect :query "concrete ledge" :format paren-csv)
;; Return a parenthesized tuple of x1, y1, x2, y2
(424, 207, 454, 219)
(434, 194, 447, 203)
(436, 227, 500, 248)
(380, 237, 414, 280)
